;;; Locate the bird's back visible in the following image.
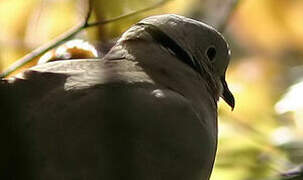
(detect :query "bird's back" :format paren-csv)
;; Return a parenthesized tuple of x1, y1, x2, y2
(1, 59, 217, 180)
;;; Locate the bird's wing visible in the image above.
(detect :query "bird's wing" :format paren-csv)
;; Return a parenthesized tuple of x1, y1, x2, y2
(1, 59, 216, 180)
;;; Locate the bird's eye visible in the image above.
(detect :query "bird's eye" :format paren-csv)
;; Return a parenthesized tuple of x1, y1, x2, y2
(206, 46, 216, 62)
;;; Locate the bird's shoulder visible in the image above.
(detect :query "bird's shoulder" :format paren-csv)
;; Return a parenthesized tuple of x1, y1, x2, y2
(4, 58, 153, 93)
(1, 59, 197, 114)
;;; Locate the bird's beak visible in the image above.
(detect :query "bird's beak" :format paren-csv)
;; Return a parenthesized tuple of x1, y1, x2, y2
(220, 76, 235, 110)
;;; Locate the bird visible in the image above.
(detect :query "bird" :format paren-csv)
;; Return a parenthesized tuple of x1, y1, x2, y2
(0, 14, 234, 180)
(37, 39, 99, 64)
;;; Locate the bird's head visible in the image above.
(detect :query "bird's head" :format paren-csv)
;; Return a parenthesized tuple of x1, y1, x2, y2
(120, 14, 235, 110)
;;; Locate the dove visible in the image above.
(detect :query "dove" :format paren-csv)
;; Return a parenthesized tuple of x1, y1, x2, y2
(0, 14, 234, 180)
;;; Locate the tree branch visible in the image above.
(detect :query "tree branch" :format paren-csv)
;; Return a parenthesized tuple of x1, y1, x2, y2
(85, 0, 169, 28)
(0, 0, 170, 78)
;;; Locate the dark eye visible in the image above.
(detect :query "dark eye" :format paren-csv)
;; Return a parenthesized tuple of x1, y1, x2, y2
(206, 46, 216, 62)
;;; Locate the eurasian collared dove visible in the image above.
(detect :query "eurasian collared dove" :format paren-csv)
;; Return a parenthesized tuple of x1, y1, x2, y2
(0, 14, 234, 180)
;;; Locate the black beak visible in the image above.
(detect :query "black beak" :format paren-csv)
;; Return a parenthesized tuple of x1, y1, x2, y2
(220, 76, 235, 111)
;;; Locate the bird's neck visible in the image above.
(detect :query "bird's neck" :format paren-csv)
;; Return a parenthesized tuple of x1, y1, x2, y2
(118, 25, 221, 102)
(106, 38, 220, 111)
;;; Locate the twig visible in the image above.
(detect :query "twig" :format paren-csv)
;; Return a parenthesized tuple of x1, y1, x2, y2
(84, 0, 93, 25)
(0, 0, 170, 78)
(0, 24, 84, 78)
(85, 0, 169, 28)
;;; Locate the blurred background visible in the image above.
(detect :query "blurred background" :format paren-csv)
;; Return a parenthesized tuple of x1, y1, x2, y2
(1, 0, 303, 179)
